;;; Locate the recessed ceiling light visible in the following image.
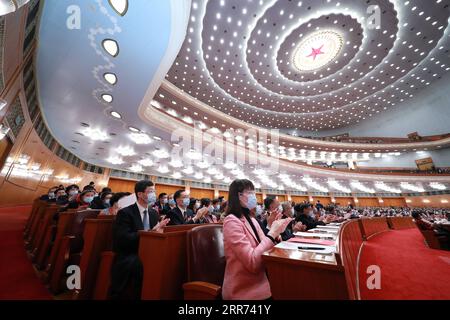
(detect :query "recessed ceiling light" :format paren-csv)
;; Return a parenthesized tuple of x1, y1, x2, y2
(110, 111, 121, 119)
(128, 126, 139, 132)
(108, 0, 128, 16)
(101, 94, 113, 103)
(153, 136, 162, 141)
(102, 39, 119, 57)
(103, 73, 117, 85)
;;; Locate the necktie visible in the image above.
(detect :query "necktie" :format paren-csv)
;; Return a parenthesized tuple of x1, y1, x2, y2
(143, 209, 150, 231)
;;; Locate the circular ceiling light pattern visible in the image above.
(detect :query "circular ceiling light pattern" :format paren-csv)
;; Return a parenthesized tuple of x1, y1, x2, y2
(108, 0, 128, 16)
(293, 30, 344, 72)
(102, 39, 119, 57)
(103, 73, 117, 85)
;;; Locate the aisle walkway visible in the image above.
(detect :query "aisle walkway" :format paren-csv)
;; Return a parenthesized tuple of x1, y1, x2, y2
(0, 206, 52, 300)
(359, 228, 450, 300)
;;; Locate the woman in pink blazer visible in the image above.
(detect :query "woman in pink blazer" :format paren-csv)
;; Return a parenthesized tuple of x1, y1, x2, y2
(222, 179, 292, 300)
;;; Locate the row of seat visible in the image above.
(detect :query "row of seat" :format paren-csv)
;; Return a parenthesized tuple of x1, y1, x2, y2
(24, 199, 114, 299)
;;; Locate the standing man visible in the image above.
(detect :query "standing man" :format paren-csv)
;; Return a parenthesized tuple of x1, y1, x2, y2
(110, 180, 170, 299)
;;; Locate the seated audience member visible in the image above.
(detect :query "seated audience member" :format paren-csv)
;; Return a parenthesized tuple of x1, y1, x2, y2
(316, 200, 324, 210)
(200, 198, 218, 223)
(294, 203, 326, 230)
(280, 202, 306, 240)
(167, 190, 206, 225)
(185, 198, 199, 222)
(66, 189, 96, 210)
(261, 196, 284, 235)
(154, 193, 168, 215)
(222, 179, 292, 300)
(212, 198, 221, 214)
(40, 186, 59, 201)
(110, 180, 170, 300)
(100, 192, 131, 215)
(91, 187, 112, 209)
(66, 184, 80, 202)
(161, 193, 176, 216)
(55, 188, 69, 205)
(412, 210, 450, 249)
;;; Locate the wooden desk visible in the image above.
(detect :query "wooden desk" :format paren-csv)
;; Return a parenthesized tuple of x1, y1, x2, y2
(263, 244, 348, 299)
(387, 216, 416, 230)
(263, 220, 366, 300)
(139, 224, 202, 300)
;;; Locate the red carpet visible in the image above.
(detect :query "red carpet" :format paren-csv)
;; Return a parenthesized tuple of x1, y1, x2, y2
(359, 228, 450, 300)
(0, 205, 53, 300)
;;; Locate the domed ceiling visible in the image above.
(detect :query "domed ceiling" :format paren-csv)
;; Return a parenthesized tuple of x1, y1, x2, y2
(155, 0, 450, 131)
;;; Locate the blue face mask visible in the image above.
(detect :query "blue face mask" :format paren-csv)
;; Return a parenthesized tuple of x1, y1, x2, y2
(84, 196, 94, 204)
(182, 197, 190, 207)
(104, 199, 111, 208)
(168, 199, 176, 206)
(147, 192, 156, 204)
(208, 206, 214, 214)
(245, 193, 257, 210)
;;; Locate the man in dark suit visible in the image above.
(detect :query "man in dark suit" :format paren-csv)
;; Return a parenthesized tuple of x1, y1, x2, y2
(294, 203, 326, 231)
(167, 190, 206, 225)
(110, 180, 170, 300)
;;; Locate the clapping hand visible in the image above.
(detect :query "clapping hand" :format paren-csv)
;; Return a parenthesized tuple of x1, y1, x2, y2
(268, 216, 293, 239)
(152, 218, 170, 233)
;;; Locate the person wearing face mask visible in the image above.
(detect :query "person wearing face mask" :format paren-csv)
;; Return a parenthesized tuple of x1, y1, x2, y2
(40, 186, 59, 201)
(64, 190, 96, 210)
(222, 179, 292, 300)
(110, 180, 170, 300)
(65, 185, 80, 202)
(100, 192, 130, 216)
(155, 193, 168, 215)
(294, 203, 326, 231)
(55, 188, 69, 205)
(185, 198, 199, 222)
(279, 202, 306, 240)
(261, 196, 283, 236)
(167, 190, 207, 225)
(199, 198, 218, 224)
(90, 187, 112, 209)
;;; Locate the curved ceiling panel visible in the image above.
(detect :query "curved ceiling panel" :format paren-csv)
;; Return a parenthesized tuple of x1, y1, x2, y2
(161, 0, 450, 131)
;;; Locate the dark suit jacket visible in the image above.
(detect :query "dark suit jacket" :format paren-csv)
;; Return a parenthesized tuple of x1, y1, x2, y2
(295, 213, 325, 231)
(90, 196, 107, 210)
(167, 206, 198, 225)
(110, 203, 158, 299)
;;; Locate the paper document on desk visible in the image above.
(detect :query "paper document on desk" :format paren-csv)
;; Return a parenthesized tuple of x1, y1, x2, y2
(316, 225, 340, 230)
(309, 228, 339, 234)
(294, 232, 334, 239)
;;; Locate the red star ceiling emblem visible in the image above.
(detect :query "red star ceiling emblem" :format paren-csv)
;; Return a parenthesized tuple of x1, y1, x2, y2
(306, 45, 325, 60)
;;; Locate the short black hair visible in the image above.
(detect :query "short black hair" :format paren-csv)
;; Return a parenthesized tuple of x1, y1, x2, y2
(264, 196, 276, 210)
(110, 192, 130, 207)
(89, 181, 95, 185)
(411, 210, 422, 219)
(100, 191, 113, 200)
(134, 180, 154, 197)
(212, 199, 220, 205)
(174, 189, 186, 201)
(158, 192, 167, 199)
(83, 185, 95, 191)
(201, 198, 211, 207)
(294, 203, 312, 213)
(101, 187, 112, 194)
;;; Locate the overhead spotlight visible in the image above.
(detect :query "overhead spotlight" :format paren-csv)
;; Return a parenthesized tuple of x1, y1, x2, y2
(108, 0, 128, 16)
(128, 126, 140, 132)
(81, 127, 109, 141)
(110, 111, 121, 119)
(107, 156, 124, 165)
(102, 39, 119, 57)
(129, 164, 143, 173)
(101, 94, 113, 103)
(116, 146, 136, 156)
(103, 73, 117, 85)
(129, 132, 152, 145)
(138, 158, 154, 167)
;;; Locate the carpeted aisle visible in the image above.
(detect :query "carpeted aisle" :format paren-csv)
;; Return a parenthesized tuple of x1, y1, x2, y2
(0, 205, 52, 300)
(359, 228, 450, 300)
